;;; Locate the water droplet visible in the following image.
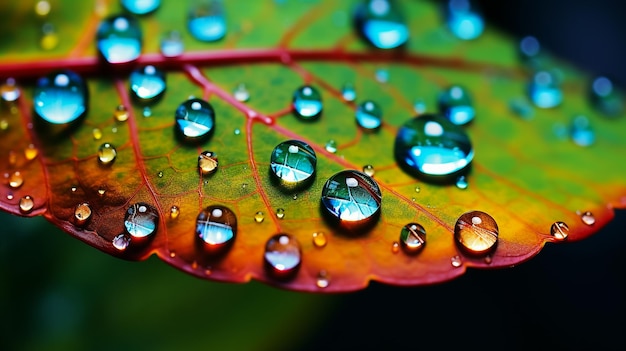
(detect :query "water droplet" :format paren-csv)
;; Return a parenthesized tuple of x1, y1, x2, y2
(9, 171, 24, 188)
(292, 85, 322, 120)
(196, 205, 237, 253)
(35, 1, 51, 17)
(580, 211, 595, 226)
(445, 0, 484, 40)
(160, 30, 184, 57)
(198, 151, 218, 175)
(375, 68, 389, 83)
(24, 144, 38, 160)
(354, 0, 409, 49)
(6, 193, 14, 200)
(233, 128, 241, 135)
(254, 211, 265, 223)
(97, 188, 106, 196)
(276, 208, 285, 219)
(550, 221, 569, 240)
(509, 97, 534, 119)
(19, 195, 34, 213)
(362, 164, 375, 177)
(124, 202, 159, 240)
(169, 205, 180, 219)
(157, 171, 163, 178)
(269, 140, 317, 190)
(394, 114, 474, 179)
(414, 186, 421, 193)
(391, 241, 400, 253)
(399, 223, 426, 254)
(96, 14, 142, 64)
(113, 104, 129, 122)
(97, 143, 117, 165)
(316, 270, 330, 289)
(169, 251, 176, 258)
(0, 119, 8, 130)
(264, 233, 302, 280)
(292, 194, 298, 200)
(438, 85, 475, 125)
(570, 115, 595, 147)
(121, 0, 160, 15)
(455, 175, 468, 189)
(130, 65, 166, 104)
(341, 83, 356, 102)
(188, 0, 227, 42)
(325, 139, 337, 153)
(320, 170, 382, 231)
(70, 186, 78, 193)
(233, 83, 250, 102)
(1, 78, 20, 102)
(112, 234, 131, 251)
(73, 202, 92, 226)
(413, 99, 426, 114)
(528, 71, 562, 109)
(175, 98, 216, 143)
(518, 35, 542, 68)
(589, 76, 623, 116)
(454, 211, 498, 255)
(451, 255, 462, 267)
(34, 70, 88, 125)
(312, 232, 327, 248)
(40, 23, 59, 50)
(355, 100, 382, 130)
(142, 107, 152, 117)
(92, 128, 103, 140)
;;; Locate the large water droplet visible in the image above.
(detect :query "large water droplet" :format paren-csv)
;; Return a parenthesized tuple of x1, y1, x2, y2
(97, 143, 117, 165)
(34, 70, 88, 125)
(454, 210, 498, 255)
(121, 0, 161, 15)
(438, 85, 475, 125)
(73, 202, 92, 226)
(570, 115, 595, 147)
(174, 98, 215, 143)
(354, 0, 409, 49)
(269, 140, 317, 190)
(264, 233, 302, 280)
(130, 65, 166, 104)
(550, 221, 569, 240)
(198, 151, 218, 175)
(445, 0, 484, 40)
(399, 223, 426, 254)
(355, 100, 382, 130)
(19, 195, 34, 213)
(1, 78, 20, 102)
(589, 76, 623, 116)
(292, 85, 322, 120)
(528, 71, 562, 109)
(320, 170, 382, 232)
(96, 14, 142, 64)
(124, 202, 158, 241)
(196, 205, 237, 253)
(160, 30, 184, 57)
(188, 0, 226, 42)
(394, 114, 474, 179)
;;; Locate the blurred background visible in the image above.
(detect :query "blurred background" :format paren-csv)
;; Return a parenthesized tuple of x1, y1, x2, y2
(1, 1, 625, 350)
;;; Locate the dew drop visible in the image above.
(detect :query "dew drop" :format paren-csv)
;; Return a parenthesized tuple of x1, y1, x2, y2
(169, 205, 180, 219)
(438, 85, 475, 125)
(570, 115, 595, 147)
(188, 0, 227, 42)
(124, 202, 159, 239)
(414, 186, 420, 193)
(169, 251, 176, 258)
(233, 83, 250, 102)
(355, 100, 382, 130)
(589, 76, 623, 116)
(451, 255, 462, 267)
(354, 0, 409, 49)
(8, 171, 24, 189)
(121, 0, 161, 15)
(312, 232, 327, 248)
(341, 83, 356, 102)
(413, 99, 426, 114)
(7, 193, 14, 200)
(394, 114, 474, 179)
(19, 195, 34, 213)
(113, 104, 129, 122)
(130, 65, 166, 104)
(399, 223, 426, 254)
(96, 14, 142, 64)
(264, 233, 302, 280)
(390, 241, 400, 254)
(70, 186, 78, 193)
(454, 211, 498, 255)
(97, 143, 117, 165)
(1, 78, 20, 102)
(112, 234, 131, 251)
(196, 205, 237, 252)
(325, 139, 337, 153)
(455, 175, 468, 189)
(97, 188, 106, 196)
(254, 211, 264, 223)
(73, 202, 92, 226)
(528, 71, 562, 109)
(175, 98, 215, 143)
(276, 208, 285, 219)
(269, 140, 317, 190)
(34, 0, 51, 17)
(24, 144, 39, 160)
(157, 171, 163, 178)
(362, 164, 375, 177)
(198, 151, 218, 175)
(160, 30, 184, 57)
(320, 170, 382, 231)
(550, 221, 569, 241)
(375, 68, 389, 83)
(34, 70, 88, 125)
(316, 270, 330, 289)
(445, 0, 484, 40)
(40, 23, 59, 50)
(233, 128, 241, 135)
(292, 85, 322, 120)
(580, 211, 595, 226)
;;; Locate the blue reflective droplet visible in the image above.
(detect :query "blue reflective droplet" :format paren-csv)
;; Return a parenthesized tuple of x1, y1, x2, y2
(394, 114, 474, 178)
(129, 65, 166, 104)
(270, 140, 317, 190)
(570, 115, 595, 147)
(34, 70, 88, 125)
(355, 100, 382, 130)
(160, 30, 184, 57)
(196, 205, 237, 253)
(342, 83, 356, 102)
(438, 85, 475, 125)
(121, 0, 160, 15)
(175, 98, 216, 143)
(124, 202, 158, 239)
(188, 1, 226, 42)
(528, 71, 563, 109)
(292, 85, 322, 120)
(96, 14, 142, 64)
(446, 0, 484, 40)
(354, 0, 409, 49)
(589, 76, 623, 116)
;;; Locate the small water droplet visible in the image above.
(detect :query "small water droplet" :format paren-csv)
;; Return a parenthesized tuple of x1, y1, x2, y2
(321, 170, 382, 231)
(341, 83, 356, 102)
(40, 23, 59, 50)
(97, 188, 106, 196)
(169, 251, 176, 258)
(451, 255, 462, 267)
(292, 194, 298, 200)
(438, 85, 475, 125)
(111, 126, 118, 133)
(1, 78, 20, 102)
(175, 98, 216, 143)
(325, 140, 338, 153)
(276, 208, 285, 219)
(399, 223, 426, 254)
(19, 195, 34, 213)
(254, 211, 264, 223)
(34, 70, 88, 125)
(142, 107, 152, 117)
(391, 241, 400, 253)
(124, 202, 159, 240)
(113, 104, 129, 122)
(157, 171, 163, 178)
(112, 234, 131, 251)
(121, 0, 161, 15)
(550, 221, 569, 240)
(233, 83, 250, 102)
(414, 186, 421, 193)
(374, 68, 389, 83)
(269, 140, 317, 190)
(589, 76, 623, 116)
(9, 171, 24, 188)
(233, 128, 241, 135)
(169, 205, 180, 219)
(92, 128, 103, 140)
(509, 97, 534, 119)
(70, 186, 78, 192)
(130, 65, 166, 104)
(445, 0, 484, 40)
(528, 71, 562, 109)
(519, 35, 542, 68)
(394, 114, 474, 179)
(292, 85, 322, 120)
(316, 270, 330, 289)
(355, 100, 382, 130)
(35, 0, 51, 17)
(455, 175, 468, 189)
(454, 211, 498, 255)
(354, 0, 409, 49)
(188, 0, 227, 42)
(73, 202, 92, 226)
(570, 115, 595, 147)
(97, 143, 117, 165)
(160, 30, 184, 57)
(0, 119, 8, 130)
(413, 99, 426, 114)
(7, 193, 14, 200)
(580, 211, 595, 226)
(96, 14, 142, 64)
(198, 151, 218, 175)
(24, 144, 38, 160)
(264, 233, 302, 280)
(312, 232, 327, 248)
(196, 205, 237, 253)
(362, 164, 375, 177)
